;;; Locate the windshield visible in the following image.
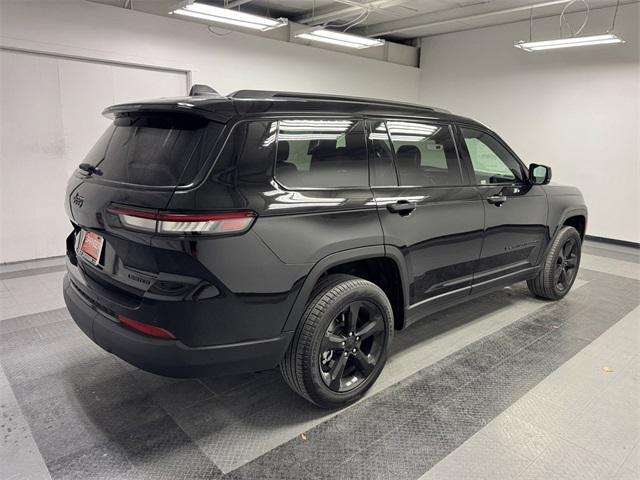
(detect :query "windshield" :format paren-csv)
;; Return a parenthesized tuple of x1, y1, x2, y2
(83, 113, 224, 187)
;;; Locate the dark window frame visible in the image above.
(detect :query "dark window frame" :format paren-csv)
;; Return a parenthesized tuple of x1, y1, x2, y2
(365, 118, 400, 187)
(272, 116, 371, 191)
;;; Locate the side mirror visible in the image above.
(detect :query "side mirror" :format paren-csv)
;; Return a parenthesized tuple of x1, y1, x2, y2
(529, 163, 552, 185)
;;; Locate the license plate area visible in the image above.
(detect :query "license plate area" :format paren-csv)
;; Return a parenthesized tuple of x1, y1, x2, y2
(79, 231, 104, 266)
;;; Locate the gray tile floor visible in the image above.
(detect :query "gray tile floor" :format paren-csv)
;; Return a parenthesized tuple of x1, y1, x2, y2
(0, 241, 638, 479)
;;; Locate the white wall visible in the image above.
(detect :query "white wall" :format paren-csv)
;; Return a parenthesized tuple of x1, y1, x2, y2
(0, 51, 188, 262)
(0, 0, 420, 263)
(419, 4, 640, 243)
(0, 1, 420, 101)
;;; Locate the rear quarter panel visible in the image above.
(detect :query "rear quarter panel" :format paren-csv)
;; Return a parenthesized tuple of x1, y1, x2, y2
(252, 186, 383, 265)
(149, 230, 311, 345)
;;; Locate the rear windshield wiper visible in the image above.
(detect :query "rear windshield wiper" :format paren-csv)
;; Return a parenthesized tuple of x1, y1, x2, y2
(78, 163, 103, 176)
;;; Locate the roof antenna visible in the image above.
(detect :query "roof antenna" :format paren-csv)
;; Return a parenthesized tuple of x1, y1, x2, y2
(189, 84, 219, 96)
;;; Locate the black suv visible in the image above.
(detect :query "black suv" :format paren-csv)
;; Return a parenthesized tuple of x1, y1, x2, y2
(64, 88, 587, 408)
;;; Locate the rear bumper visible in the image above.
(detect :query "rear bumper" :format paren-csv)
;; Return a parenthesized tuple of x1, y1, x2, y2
(63, 274, 293, 377)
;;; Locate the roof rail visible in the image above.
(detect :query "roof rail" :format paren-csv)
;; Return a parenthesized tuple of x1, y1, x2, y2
(229, 90, 450, 113)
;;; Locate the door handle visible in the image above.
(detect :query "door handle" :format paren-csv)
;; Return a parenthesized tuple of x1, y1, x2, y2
(487, 195, 507, 206)
(387, 200, 417, 216)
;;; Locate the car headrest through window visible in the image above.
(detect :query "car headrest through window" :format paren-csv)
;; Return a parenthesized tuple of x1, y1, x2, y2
(276, 141, 290, 163)
(397, 145, 421, 169)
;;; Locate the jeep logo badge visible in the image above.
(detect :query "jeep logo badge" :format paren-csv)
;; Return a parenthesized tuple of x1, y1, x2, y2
(73, 193, 84, 208)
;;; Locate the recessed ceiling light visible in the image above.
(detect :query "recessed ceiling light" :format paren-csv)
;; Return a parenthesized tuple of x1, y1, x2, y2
(170, 1, 287, 32)
(514, 33, 624, 52)
(295, 28, 385, 49)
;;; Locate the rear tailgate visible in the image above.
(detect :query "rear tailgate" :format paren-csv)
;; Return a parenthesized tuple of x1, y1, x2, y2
(65, 109, 227, 309)
(67, 177, 173, 308)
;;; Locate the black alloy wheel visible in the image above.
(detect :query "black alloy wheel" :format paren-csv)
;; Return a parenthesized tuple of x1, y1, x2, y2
(319, 300, 386, 392)
(527, 225, 582, 300)
(554, 236, 579, 291)
(280, 274, 393, 408)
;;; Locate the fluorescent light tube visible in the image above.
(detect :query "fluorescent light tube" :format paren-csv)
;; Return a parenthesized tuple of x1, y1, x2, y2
(514, 33, 624, 52)
(170, 1, 287, 31)
(279, 120, 353, 131)
(296, 28, 384, 49)
(262, 133, 343, 146)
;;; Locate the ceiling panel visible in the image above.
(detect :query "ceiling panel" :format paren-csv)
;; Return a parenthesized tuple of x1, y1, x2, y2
(88, 0, 631, 40)
(352, 0, 629, 39)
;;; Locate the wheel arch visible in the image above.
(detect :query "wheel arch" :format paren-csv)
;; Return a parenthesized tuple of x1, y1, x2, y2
(282, 246, 410, 332)
(540, 207, 587, 263)
(562, 214, 587, 240)
(549, 206, 588, 241)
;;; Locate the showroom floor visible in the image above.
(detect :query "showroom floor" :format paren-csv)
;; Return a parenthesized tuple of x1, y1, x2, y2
(1, 241, 638, 480)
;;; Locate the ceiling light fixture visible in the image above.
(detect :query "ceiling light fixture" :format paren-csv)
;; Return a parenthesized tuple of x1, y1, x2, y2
(515, 0, 624, 52)
(170, 1, 287, 31)
(295, 28, 385, 49)
(514, 33, 624, 51)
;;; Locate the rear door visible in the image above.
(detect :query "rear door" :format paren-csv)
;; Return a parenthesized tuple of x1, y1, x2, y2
(368, 119, 484, 325)
(457, 125, 548, 292)
(251, 117, 383, 265)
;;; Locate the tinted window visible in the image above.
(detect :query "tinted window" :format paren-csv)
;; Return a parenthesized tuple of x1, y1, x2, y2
(386, 121, 462, 186)
(211, 121, 275, 185)
(88, 114, 224, 186)
(461, 127, 524, 185)
(367, 120, 398, 186)
(188, 121, 275, 210)
(274, 119, 368, 188)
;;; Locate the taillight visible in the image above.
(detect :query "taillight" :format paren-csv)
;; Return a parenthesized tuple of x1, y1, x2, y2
(108, 207, 157, 232)
(107, 207, 256, 235)
(117, 315, 176, 339)
(157, 212, 256, 234)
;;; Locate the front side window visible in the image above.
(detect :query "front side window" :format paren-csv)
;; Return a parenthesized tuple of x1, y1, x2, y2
(461, 127, 524, 185)
(274, 119, 368, 188)
(385, 120, 462, 186)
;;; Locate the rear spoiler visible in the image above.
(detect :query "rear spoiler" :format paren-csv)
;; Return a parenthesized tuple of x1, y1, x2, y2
(102, 100, 234, 123)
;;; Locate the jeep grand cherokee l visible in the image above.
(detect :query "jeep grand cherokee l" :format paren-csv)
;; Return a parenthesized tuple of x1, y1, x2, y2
(63, 88, 587, 408)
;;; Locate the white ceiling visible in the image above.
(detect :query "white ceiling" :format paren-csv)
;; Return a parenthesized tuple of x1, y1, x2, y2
(88, 0, 635, 41)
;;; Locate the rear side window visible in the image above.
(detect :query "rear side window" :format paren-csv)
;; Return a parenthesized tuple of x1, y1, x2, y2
(184, 121, 275, 210)
(86, 114, 224, 187)
(211, 121, 275, 185)
(386, 121, 462, 187)
(274, 119, 368, 188)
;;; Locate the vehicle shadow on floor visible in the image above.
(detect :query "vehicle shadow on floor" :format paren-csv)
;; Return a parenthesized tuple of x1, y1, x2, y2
(95, 283, 548, 470)
(16, 281, 548, 474)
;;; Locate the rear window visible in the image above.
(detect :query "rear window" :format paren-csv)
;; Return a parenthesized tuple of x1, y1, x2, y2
(84, 114, 224, 187)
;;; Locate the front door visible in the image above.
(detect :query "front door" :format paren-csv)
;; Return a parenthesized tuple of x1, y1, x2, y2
(368, 119, 484, 325)
(457, 126, 549, 292)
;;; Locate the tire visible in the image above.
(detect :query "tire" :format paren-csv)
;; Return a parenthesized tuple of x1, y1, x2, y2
(280, 274, 394, 409)
(527, 226, 582, 300)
